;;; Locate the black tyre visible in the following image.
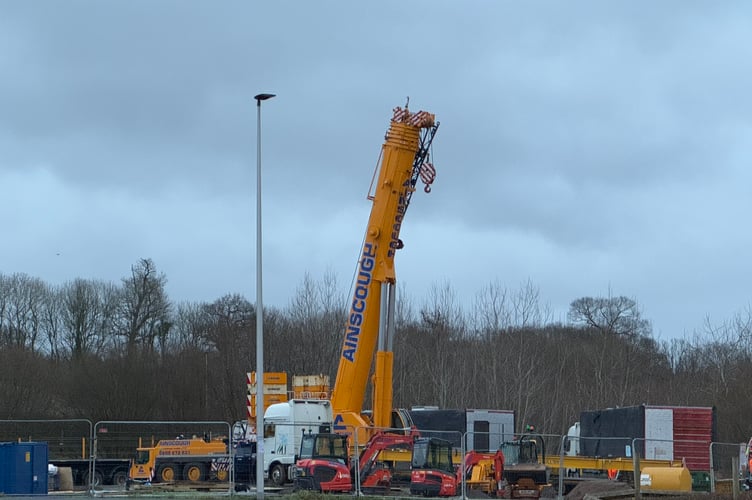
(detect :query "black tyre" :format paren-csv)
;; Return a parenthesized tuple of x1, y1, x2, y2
(84, 470, 104, 487)
(183, 462, 206, 482)
(270, 463, 286, 486)
(157, 464, 177, 482)
(111, 469, 128, 487)
(216, 466, 229, 482)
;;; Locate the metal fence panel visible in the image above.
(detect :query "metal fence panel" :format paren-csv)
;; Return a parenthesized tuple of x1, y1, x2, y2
(0, 419, 93, 493)
(95, 420, 233, 495)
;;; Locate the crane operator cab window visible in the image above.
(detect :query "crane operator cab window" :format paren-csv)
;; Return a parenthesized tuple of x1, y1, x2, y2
(134, 450, 150, 465)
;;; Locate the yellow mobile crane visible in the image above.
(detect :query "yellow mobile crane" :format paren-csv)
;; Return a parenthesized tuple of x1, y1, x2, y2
(330, 103, 439, 441)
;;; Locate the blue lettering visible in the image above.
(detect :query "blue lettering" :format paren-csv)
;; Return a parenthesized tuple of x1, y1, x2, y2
(333, 414, 346, 432)
(363, 242, 376, 258)
(388, 182, 411, 258)
(352, 299, 365, 313)
(390, 212, 404, 249)
(349, 313, 362, 327)
(345, 325, 360, 343)
(341, 243, 377, 362)
(361, 255, 375, 272)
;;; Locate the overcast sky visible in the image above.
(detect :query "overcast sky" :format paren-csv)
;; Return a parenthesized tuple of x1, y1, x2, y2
(1, 1, 750, 341)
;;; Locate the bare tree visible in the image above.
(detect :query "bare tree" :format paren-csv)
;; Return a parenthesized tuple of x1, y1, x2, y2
(201, 294, 253, 354)
(277, 271, 346, 377)
(9, 263, 752, 444)
(58, 279, 119, 360)
(66, 351, 162, 420)
(117, 258, 171, 354)
(568, 295, 651, 338)
(0, 346, 60, 418)
(0, 273, 48, 351)
(395, 283, 417, 328)
(693, 315, 746, 400)
(171, 301, 213, 352)
(471, 279, 552, 334)
(470, 279, 511, 336)
(393, 284, 420, 406)
(201, 294, 255, 419)
(39, 284, 64, 360)
(415, 282, 465, 408)
(511, 279, 552, 328)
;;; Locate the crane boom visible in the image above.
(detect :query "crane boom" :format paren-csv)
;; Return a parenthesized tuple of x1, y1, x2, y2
(331, 105, 438, 437)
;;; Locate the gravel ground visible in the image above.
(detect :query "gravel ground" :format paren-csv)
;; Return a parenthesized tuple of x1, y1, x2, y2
(564, 479, 634, 499)
(563, 478, 752, 500)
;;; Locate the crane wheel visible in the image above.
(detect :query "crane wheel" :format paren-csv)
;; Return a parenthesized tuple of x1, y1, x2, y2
(158, 464, 177, 482)
(183, 463, 206, 482)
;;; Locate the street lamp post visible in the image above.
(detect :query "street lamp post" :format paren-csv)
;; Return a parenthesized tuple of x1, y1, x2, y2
(254, 92, 275, 500)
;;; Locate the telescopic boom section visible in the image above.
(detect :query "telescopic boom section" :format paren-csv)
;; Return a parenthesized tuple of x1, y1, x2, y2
(331, 106, 438, 438)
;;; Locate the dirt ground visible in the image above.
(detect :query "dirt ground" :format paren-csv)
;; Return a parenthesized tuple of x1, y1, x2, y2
(560, 478, 752, 500)
(562, 479, 634, 499)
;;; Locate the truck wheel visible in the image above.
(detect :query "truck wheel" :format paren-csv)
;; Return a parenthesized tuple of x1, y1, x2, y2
(84, 470, 104, 487)
(270, 463, 286, 485)
(183, 463, 206, 482)
(216, 467, 229, 482)
(157, 464, 177, 482)
(111, 470, 128, 487)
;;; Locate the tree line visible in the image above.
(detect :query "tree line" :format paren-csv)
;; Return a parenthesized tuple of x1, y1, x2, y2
(1, 258, 751, 443)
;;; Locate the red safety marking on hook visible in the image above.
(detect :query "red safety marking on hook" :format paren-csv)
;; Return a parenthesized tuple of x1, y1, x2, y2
(420, 162, 436, 192)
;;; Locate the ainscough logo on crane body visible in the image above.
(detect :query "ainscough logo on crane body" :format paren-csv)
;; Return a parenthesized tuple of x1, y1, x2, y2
(342, 242, 376, 362)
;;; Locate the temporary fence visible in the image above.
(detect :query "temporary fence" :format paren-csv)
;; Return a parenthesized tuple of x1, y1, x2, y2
(0, 419, 239, 496)
(709, 441, 747, 493)
(4, 418, 743, 498)
(94, 420, 234, 495)
(0, 419, 94, 493)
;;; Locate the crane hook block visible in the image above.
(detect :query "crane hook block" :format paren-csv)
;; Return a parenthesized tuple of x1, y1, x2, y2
(420, 162, 436, 193)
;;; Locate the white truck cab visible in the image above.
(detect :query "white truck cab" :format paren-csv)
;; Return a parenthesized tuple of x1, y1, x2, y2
(565, 422, 580, 456)
(262, 399, 333, 485)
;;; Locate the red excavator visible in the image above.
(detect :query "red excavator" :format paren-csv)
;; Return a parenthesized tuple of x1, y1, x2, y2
(410, 437, 506, 497)
(357, 429, 420, 492)
(293, 429, 419, 493)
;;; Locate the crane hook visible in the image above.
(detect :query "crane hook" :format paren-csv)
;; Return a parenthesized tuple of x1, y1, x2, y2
(420, 162, 436, 193)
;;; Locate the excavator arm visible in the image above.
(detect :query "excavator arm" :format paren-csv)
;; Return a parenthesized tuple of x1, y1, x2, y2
(358, 429, 420, 487)
(463, 449, 506, 496)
